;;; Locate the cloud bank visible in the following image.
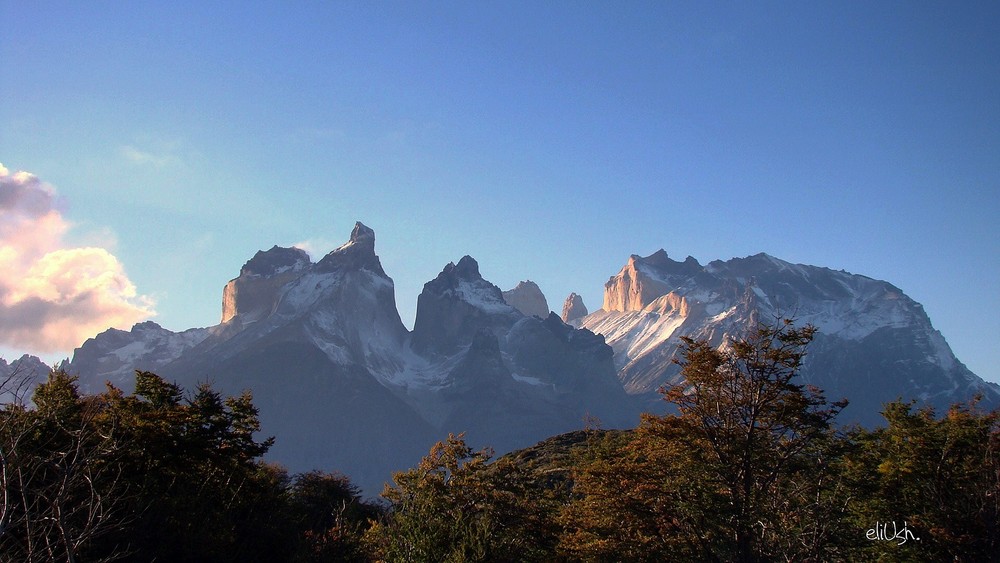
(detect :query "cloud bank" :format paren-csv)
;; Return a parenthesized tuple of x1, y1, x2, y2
(0, 164, 155, 353)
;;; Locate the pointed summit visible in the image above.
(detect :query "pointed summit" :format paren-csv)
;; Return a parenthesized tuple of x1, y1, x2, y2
(412, 256, 517, 355)
(561, 292, 588, 323)
(316, 221, 385, 275)
(453, 255, 482, 280)
(643, 248, 670, 267)
(349, 221, 375, 245)
(422, 256, 489, 294)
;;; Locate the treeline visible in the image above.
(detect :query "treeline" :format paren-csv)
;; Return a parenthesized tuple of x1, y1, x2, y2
(1, 321, 997, 562)
(0, 368, 383, 562)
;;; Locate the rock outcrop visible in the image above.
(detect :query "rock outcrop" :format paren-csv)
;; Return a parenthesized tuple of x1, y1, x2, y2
(410, 256, 519, 356)
(601, 250, 703, 312)
(580, 251, 1000, 424)
(221, 246, 310, 324)
(63, 222, 634, 493)
(502, 280, 550, 318)
(561, 292, 588, 323)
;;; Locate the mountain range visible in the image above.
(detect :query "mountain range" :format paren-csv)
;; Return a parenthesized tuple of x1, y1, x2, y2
(59, 223, 633, 492)
(569, 249, 998, 422)
(45, 222, 997, 492)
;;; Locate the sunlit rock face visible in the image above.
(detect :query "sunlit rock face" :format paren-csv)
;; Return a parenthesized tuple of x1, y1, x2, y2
(65, 222, 634, 493)
(601, 250, 703, 312)
(61, 225, 1000, 489)
(561, 292, 588, 323)
(579, 251, 999, 425)
(222, 246, 311, 324)
(503, 280, 550, 319)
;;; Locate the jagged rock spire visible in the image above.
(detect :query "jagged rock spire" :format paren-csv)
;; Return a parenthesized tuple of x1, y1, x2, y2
(561, 292, 588, 323)
(316, 221, 386, 275)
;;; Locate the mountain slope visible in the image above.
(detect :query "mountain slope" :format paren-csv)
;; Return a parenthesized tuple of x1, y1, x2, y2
(63, 223, 633, 492)
(0, 354, 51, 403)
(573, 250, 999, 424)
(59, 230, 997, 488)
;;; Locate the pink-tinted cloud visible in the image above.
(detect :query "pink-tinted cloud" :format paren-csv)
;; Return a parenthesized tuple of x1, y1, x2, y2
(0, 164, 155, 353)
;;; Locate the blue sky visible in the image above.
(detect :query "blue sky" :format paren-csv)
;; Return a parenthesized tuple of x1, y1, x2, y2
(2, 2, 998, 383)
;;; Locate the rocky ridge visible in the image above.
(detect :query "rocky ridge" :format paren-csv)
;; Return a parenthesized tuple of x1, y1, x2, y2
(62, 223, 633, 492)
(574, 250, 999, 423)
(53, 225, 1000, 487)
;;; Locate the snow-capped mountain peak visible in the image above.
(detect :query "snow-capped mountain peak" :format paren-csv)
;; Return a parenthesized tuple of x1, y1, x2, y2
(316, 221, 385, 276)
(603, 250, 704, 312)
(411, 255, 520, 356)
(59, 230, 998, 491)
(578, 249, 999, 423)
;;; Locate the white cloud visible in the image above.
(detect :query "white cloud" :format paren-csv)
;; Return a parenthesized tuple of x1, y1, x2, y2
(120, 145, 179, 167)
(0, 164, 155, 353)
(291, 238, 337, 260)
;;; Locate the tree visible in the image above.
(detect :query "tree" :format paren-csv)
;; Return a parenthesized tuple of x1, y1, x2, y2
(561, 320, 849, 562)
(559, 422, 716, 561)
(101, 371, 284, 562)
(0, 359, 37, 543)
(663, 320, 848, 561)
(0, 371, 131, 563)
(372, 433, 557, 562)
(845, 398, 1000, 561)
(287, 470, 380, 562)
(3, 367, 395, 562)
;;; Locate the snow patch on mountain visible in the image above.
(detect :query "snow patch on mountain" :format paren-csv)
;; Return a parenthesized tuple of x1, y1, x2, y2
(59, 223, 998, 489)
(111, 326, 210, 364)
(61, 321, 211, 393)
(455, 279, 515, 314)
(279, 272, 345, 317)
(580, 249, 999, 422)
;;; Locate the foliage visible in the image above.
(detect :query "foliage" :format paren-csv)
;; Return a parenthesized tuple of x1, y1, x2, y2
(371, 433, 558, 562)
(559, 418, 716, 561)
(0, 370, 131, 563)
(3, 324, 999, 562)
(499, 428, 629, 500)
(561, 320, 852, 562)
(844, 398, 1000, 561)
(0, 369, 380, 563)
(665, 320, 849, 561)
(289, 470, 380, 562)
(93, 372, 285, 562)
